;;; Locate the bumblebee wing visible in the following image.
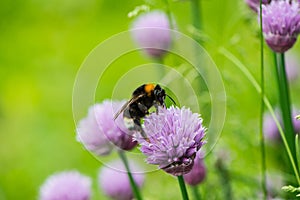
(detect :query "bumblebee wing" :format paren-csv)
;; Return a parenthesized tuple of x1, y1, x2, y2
(113, 101, 131, 120)
(113, 94, 145, 120)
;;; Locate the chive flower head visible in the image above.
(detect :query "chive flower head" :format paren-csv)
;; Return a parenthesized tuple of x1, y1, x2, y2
(135, 106, 206, 176)
(261, 0, 300, 53)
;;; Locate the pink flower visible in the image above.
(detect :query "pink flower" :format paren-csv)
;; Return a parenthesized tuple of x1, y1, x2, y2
(183, 152, 206, 186)
(98, 160, 144, 200)
(131, 10, 173, 59)
(245, 0, 270, 12)
(76, 100, 137, 156)
(261, 0, 300, 52)
(135, 106, 206, 176)
(39, 171, 91, 200)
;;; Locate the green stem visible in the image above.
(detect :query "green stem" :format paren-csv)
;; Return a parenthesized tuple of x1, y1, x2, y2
(216, 159, 232, 200)
(296, 134, 300, 174)
(118, 150, 143, 200)
(155, 57, 165, 80)
(190, 0, 207, 90)
(274, 52, 298, 172)
(259, 0, 267, 198)
(162, 0, 174, 30)
(177, 176, 189, 200)
(190, 0, 202, 44)
(191, 0, 201, 29)
(192, 186, 201, 200)
(218, 47, 300, 185)
(265, 99, 300, 185)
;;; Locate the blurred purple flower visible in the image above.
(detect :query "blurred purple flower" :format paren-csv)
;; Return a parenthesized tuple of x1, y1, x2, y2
(245, 0, 270, 12)
(98, 160, 144, 200)
(183, 152, 206, 186)
(77, 100, 137, 155)
(131, 10, 173, 59)
(263, 108, 300, 141)
(95, 100, 137, 151)
(76, 104, 113, 156)
(266, 173, 284, 199)
(39, 171, 91, 200)
(135, 106, 206, 176)
(263, 111, 281, 141)
(285, 53, 299, 82)
(261, 0, 300, 53)
(292, 110, 300, 134)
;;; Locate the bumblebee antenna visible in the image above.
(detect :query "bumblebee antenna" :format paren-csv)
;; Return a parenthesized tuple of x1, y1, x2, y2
(166, 94, 177, 106)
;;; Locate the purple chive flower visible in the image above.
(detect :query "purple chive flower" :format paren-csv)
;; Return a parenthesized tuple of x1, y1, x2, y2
(245, 0, 270, 12)
(94, 100, 138, 151)
(135, 106, 206, 176)
(39, 171, 91, 200)
(183, 152, 206, 186)
(292, 110, 300, 134)
(77, 100, 137, 154)
(98, 160, 144, 200)
(265, 174, 284, 199)
(76, 104, 113, 156)
(263, 108, 300, 141)
(261, 0, 300, 53)
(131, 10, 173, 59)
(263, 111, 281, 141)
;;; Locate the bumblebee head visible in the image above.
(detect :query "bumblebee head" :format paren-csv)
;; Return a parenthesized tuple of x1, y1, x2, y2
(153, 84, 166, 106)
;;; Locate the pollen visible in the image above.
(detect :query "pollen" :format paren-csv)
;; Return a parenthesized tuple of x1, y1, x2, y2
(144, 84, 155, 95)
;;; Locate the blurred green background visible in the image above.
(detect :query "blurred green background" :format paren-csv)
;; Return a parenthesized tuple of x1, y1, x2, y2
(1, 0, 300, 199)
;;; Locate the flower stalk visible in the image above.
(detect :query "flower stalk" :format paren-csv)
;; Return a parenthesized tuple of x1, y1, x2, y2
(162, 0, 174, 30)
(118, 150, 143, 200)
(259, 0, 267, 198)
(216, 158, 232, 200)
(191, 0, 201, 33)
(296, 134, 300, 173)
(192, 186, 201, 200)
(219, 47, 300, 185)
(274, 52, 299, 173)
(177, 175, 189, 200)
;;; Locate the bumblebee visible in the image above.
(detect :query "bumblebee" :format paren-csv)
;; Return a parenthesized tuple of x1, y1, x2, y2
(114, 83, 175, 139)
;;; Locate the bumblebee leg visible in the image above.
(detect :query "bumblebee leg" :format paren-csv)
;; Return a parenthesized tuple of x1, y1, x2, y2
(137, 102, 149, 115)
(154, 103, 162, 114)
(133, 118, 148, 139)
(154, 103, 158, 114)
(123, 116, 148, 140)
(123, 107, 149, 141)
(123, 108, 135, 130)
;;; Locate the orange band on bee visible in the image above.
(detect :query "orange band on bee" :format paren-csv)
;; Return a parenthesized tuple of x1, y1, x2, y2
(144, 84, 155, 95)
